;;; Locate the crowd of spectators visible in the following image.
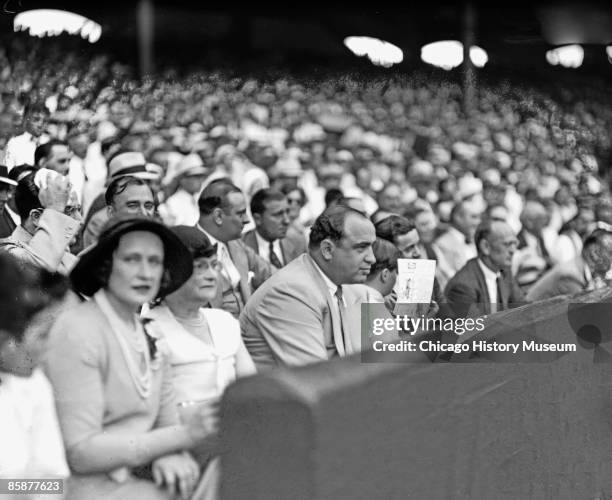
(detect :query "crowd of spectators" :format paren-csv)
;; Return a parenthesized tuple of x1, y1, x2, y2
(3, 33, 612, 499)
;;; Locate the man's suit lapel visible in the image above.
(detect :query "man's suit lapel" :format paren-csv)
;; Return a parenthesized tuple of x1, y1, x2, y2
(242, 230, 259, 255)
(280, 238, 296, 265)
(227, 240, 251, 302)
(470, 259, 491, 314)
(303, 256, 345, 356)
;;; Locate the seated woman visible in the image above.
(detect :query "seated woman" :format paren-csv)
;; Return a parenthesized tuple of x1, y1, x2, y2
(0, 254, 70, 498)
(44, 216, 214, 500)
(144, 226, 256, 498)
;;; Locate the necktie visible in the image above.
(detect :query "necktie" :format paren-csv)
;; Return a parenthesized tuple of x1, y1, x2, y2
(334, 286, 347, 352)
(496, 275, 504, 311)
(269, 241, 283, 268)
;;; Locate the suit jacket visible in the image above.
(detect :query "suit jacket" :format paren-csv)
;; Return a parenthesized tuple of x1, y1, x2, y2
(444, 258, 524, 319)
(242, 229, 305, 267)
(433, 226, 477, 291)
(0, 209, 79, 275)
(207, 236, 275, 310)
(525, 256, 590, 302)
(240, 253, 369, 370)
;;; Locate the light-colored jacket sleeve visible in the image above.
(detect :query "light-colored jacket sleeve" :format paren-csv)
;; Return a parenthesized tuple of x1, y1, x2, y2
(247, 287, 329, 367)
(8, 209, 79, 273)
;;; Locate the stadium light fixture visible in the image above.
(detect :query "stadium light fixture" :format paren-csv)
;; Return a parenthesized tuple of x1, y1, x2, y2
(14, 10, 101, 43)
(344, 36, 403, 68)
(545, 45, 583, 68)
(420, 41, 488, 70)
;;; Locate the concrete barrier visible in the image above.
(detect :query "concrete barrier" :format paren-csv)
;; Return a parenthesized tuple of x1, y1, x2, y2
(221, 288, 612, 500)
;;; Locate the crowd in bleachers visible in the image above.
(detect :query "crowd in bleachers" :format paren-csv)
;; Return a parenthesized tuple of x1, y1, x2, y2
(3, 34, 612, 499)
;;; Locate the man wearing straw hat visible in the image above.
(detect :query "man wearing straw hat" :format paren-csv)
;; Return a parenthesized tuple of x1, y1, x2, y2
(159, 154, 210, 226)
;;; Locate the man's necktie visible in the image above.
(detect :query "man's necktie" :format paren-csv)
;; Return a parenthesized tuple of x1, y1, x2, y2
(269, 241, 283, 269)
(334, 286, 347, 352)
(496, 275, 504, 311)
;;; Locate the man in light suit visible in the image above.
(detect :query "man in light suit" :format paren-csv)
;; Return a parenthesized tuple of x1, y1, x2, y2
(240, 205, 377, 370)
(433, 200, 481, 290)
(242, 188, 305, 268)
(0, 171, 81, 275)
(196, 179, 274, 318)
(444, 219, 524, 319)
(526, 228, 612, 302)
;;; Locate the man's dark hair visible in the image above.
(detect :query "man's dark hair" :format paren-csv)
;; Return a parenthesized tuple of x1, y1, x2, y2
(583, 228, 612, 254)
(104, 176, 155, 207)
(280, 185, 307, 207)
(325, 188, 344, 208)
(308, 205, 366, 250)
(23, 102, 50, 118)
(474, 219, 498, 254)
(198, 179, 242, 215)
(0, 252, 68, 342)
(14, 172, 42, 221)
(368, 238, 402, 277)
(250, 188, 286, 216)
(34, 139, 68, 166)
(9, 165, 36, 183)
(375, 215, 416, 244)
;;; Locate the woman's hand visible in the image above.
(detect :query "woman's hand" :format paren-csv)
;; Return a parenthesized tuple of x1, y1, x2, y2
(184, 398, 220, 443)
(152, 452, 200, 500)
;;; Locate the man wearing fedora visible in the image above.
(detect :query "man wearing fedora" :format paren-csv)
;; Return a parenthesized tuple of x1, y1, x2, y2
(0, 166, 18, 238)
(159, 153, 210, 226)
(81, 151, 159, 248)
(0, 170, 81, 274)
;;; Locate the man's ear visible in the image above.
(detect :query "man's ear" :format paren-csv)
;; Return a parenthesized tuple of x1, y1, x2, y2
(479, 240, 490, 257)
(320, 239, 335, 261)
(212, 207, 224, 226)
(252, 212, 262, 226)
(29, 208, 43, 226)
(107, 205, 114, 218)
(380, 268, 390, 283)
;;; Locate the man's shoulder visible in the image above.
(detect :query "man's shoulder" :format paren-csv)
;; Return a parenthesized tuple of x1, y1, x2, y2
(447, 258, 481, 288)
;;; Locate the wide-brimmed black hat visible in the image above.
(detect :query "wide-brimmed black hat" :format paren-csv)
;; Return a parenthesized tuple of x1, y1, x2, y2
(70, 215, 193, 297)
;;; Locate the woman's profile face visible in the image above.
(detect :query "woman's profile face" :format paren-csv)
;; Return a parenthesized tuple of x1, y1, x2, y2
(107, 231, 165, 308)
(178, 256, 220, 304)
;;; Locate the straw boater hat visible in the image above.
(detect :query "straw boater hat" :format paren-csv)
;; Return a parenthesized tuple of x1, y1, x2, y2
(70, 215, 193, 298)
(107, 152, 159, 182)
(171, 154, 208, 183)
(0, 166, 18, 187)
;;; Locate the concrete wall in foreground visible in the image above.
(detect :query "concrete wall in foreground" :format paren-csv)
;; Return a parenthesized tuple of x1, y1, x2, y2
(220, 288, 612, 500)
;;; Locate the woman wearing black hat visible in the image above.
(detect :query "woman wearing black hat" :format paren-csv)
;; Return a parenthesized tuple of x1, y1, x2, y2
(44, 215, 213, 500)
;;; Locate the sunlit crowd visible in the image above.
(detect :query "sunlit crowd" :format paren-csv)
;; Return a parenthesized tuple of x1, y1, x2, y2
(2, 34, 612, 499)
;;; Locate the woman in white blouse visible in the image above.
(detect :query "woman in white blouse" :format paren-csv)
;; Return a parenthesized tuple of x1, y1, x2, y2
(144, 225, 256, 499)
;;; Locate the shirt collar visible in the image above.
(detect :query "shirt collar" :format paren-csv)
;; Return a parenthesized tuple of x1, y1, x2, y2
(309, 255, 338, 295)
(197, 224, 222, 247)
(255, 230, 278, 251)
(477, 258, 500, 281)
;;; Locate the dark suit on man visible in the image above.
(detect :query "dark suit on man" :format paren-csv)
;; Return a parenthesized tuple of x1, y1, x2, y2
(242, 229, 305, 267)
(444, 257, 524, 319)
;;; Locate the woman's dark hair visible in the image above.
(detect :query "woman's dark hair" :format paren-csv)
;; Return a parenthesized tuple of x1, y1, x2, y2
(0, 253, 68, 342)
(375, 215, 416, 244)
